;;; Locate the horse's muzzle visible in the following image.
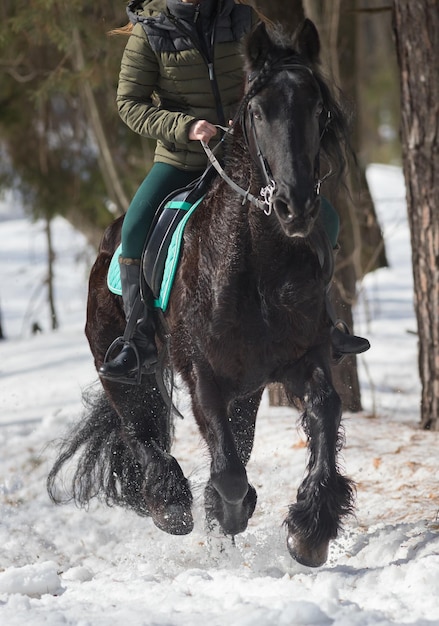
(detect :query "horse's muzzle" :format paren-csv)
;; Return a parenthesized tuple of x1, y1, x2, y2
(273, 195, 320, 238)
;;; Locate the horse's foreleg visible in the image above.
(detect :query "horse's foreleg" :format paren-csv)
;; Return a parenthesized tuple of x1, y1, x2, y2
(191, 372, 256, 536)
(206, 391, 263, 534)
(228, 391, 263, 465)
(285, 363, 355, 567)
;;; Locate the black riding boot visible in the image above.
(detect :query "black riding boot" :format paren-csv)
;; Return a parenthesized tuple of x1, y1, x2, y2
(327, 294, 370, 363)
(99, 258, 158, 381)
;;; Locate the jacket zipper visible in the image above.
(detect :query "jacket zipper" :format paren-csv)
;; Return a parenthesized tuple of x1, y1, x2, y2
(166, 9, 226, 127)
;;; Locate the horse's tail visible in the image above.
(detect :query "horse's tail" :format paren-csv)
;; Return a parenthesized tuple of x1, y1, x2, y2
(47, 386, 151, 516)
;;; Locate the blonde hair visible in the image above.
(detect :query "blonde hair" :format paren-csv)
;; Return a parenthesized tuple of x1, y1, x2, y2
(109, 23, 133, 36)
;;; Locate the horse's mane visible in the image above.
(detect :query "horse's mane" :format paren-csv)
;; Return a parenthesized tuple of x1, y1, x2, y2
(312, 69, 352, 185)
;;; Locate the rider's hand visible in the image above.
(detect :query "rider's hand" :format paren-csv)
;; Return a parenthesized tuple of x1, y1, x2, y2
(188, 120, 218, 143)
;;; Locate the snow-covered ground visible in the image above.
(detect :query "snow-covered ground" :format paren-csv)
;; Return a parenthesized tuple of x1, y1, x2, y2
(1, 165, 438, 626)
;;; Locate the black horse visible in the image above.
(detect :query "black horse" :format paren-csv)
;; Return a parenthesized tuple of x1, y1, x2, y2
(48, 20, 355, 568)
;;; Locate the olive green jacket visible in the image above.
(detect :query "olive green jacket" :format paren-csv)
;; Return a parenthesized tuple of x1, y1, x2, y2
(117, 0, 256, 170)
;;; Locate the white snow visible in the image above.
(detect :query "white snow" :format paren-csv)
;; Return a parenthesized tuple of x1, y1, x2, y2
(1, 164, 438, 626)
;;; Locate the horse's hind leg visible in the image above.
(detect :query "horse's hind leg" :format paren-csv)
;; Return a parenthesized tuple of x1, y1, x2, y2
(49, 374, 193, 535)
(78, 245, 193, 535)
(99, 376, 194, 535)
(284, 359, 355, 567)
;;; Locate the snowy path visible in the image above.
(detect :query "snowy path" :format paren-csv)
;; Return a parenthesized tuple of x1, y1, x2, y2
(1, 165, 438, 625)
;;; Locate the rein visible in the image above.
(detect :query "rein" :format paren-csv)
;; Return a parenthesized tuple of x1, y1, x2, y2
(201, 61, 333, 215)
(201, 139, 269, 212)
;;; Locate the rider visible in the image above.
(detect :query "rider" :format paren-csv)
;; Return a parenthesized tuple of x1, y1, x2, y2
(99, 0, 369, 381)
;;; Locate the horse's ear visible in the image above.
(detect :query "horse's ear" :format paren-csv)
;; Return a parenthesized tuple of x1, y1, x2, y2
(245, 21, 272, 71)
(294, 19, 321, 64)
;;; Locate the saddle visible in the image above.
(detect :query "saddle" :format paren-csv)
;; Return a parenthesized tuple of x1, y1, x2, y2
(107, 166, 216, 310)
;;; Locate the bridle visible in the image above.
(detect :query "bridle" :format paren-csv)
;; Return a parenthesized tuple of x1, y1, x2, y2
(201, 60, 333, 216)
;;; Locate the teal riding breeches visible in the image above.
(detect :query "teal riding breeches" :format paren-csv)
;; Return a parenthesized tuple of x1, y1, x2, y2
(320, 196, 340, 249)
(121, 162, 204, 260)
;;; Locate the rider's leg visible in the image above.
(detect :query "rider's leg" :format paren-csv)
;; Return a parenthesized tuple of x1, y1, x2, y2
(121, 162, 204, 261)
(320, 196, 340, 250)
(320, 197, 370, 361)
(99, 163, 203, 381)
(99, 258, 158, 379)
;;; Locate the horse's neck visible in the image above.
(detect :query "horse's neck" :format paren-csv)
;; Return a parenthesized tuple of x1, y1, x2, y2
(208, 155, 325, 284)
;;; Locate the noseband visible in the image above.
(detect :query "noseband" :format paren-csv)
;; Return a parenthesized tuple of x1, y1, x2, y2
(201, 60, 332, 215)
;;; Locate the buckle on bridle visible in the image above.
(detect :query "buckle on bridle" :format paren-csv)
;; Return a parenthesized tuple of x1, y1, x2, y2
(260, 180, 276, 215)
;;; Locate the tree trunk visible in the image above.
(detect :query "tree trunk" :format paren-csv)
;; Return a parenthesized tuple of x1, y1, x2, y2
(304, 0, 378, 411)
(71, 28, 129, 216)
(45, 217, 59, 331)
(36, 102, 59, 332)
(392, 1, 439, 430)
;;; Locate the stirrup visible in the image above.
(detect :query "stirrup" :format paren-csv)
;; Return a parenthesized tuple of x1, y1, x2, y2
(99, 336, 155, 385)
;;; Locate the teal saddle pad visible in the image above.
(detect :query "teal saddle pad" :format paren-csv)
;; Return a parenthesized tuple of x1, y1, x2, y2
(107, 243, 123, 296)
(107, 196, 203, 311)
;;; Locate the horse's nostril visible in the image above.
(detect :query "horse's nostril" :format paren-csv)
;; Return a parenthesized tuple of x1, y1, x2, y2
(274, 199, 294, 223)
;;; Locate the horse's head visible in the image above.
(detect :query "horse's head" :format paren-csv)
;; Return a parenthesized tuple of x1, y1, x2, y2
(241, 20, 347, 238)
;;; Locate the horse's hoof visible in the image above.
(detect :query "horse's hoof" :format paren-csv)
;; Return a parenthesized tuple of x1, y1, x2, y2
(287, 534, 329, 567)
(152, 504, 194, 536)
(205, 483, 257, 537)
(219, 502, 251, 536)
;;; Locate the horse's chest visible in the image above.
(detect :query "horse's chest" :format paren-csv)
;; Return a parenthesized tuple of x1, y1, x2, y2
(206, 275, 323, 373)
(178, 243, 325, 384)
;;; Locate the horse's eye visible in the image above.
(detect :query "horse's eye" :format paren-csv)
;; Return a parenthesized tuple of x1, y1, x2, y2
(252, 106, 263, 121)
(316, 102, 324, 117)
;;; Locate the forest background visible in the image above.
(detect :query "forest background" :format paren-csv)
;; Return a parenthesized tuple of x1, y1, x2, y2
(0, 0, 436, 425)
